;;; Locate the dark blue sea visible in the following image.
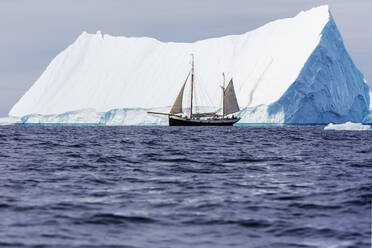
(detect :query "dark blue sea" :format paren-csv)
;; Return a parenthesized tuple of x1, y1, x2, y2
(0, 125, 371, 248)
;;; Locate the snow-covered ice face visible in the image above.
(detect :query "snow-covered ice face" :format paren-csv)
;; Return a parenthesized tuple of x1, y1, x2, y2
(8, 6, 369, 125)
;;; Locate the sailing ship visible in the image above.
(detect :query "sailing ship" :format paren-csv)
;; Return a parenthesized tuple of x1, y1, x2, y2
(149, 55, 240, 126)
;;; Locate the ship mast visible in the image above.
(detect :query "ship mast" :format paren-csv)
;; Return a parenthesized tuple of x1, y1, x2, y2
(222, 72, 225, 119)
(190, 54, 194, 119)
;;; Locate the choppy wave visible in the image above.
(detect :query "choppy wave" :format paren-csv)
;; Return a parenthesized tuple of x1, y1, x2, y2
(0, 125, 370, 247)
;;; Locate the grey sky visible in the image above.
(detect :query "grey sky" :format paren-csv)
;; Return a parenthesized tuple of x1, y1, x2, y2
(0, 0, 371, 116)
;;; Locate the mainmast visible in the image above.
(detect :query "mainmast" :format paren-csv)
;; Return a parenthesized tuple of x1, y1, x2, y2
(222, 72, 225, 119)
(190, 54, 194, 119)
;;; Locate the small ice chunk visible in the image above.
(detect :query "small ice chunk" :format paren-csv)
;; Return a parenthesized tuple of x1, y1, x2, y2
(324, 122, 371, 131)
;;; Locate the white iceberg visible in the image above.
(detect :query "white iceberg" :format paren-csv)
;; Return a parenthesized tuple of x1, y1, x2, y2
(7, 5, 370, 125)
(324, 122, 371, 131)
(0, 117, 20, 125)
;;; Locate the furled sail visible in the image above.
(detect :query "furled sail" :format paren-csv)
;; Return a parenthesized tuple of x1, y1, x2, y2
(223, 79, 240, 115)
(170, 71, 190, 114)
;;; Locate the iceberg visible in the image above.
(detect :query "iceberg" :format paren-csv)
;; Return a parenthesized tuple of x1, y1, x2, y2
(324, 122, 371, 131)
(8, 5, 370, 125)
(0, 117, 20, 126)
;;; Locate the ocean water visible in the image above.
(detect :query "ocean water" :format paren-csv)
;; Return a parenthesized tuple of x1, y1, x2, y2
(0, 125, 371, 248)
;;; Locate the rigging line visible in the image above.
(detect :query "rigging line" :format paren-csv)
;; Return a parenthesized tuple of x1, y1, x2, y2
(197, 77, 215, 108)
(195, 82, 209, 113)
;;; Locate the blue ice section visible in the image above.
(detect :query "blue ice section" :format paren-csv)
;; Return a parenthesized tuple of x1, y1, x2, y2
(271, 13, 370, 124)
(18, 108, 168, 126)
(363, 111, 372, 124)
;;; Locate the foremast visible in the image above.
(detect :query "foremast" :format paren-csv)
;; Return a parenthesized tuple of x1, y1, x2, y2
(222, 72, 225, 119)
(190, 54, 194, 119)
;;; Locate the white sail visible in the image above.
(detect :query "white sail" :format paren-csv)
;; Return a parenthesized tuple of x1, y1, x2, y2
(223, 79, 240, 115)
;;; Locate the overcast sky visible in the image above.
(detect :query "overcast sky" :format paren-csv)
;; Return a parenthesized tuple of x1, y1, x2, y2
(0, 0, 371, 116)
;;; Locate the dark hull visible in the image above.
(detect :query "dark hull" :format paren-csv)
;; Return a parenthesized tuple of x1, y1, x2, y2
(169, 116, 239, 126)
